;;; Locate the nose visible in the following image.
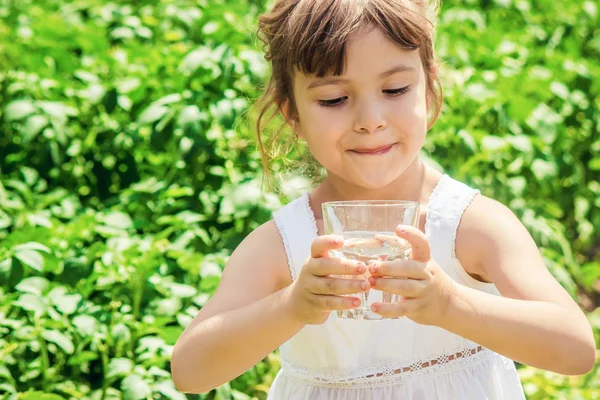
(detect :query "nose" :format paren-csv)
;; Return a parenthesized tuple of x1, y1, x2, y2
(353, 97, 387, 134)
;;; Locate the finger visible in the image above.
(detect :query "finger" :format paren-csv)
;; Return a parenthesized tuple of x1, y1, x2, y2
(315, 295, 362, 311)
(369, 259, 427, 279)
(306, 257, 367, 277)
(395, 225, 431, 261)
(311, 235, 344, 258)
(311, 276, 370, 295)
(371, 298, 418, 318)
(369, 277, 424, 297)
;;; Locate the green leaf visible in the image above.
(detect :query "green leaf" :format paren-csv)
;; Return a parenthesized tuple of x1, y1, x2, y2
(42, 329, 74, 354)
(72, 315, 98, 337)
(531, 159, 558, 180)
(175, 210, 205, 224)
(481, 136, 507, 152)
(154, 298, 181, 316)
(232, 389, 252, 400)
(14, 242, 51, 254)
(158, 326, 184, 346)
(164, 186, 194, 198)
(167, 282, 198, 298)
(506, 135, 533, 154)
(38, 101, 78, 121)
(21, 115, 49, 143)
(18, 392, 66, 400)
(5, 100, 37, 121)
(0, 209, 11, 229)
(154, 380, 187, 400)
(155, 94, 183, 106)
(0, 258, 11, 275)
(13, 293, 47, 315)
(48, 286, 81, 315)
(121, 375, 152, 400)
(103, 211, 133, 229)
(214, 382, 233, 400)
(106, 358, 134, 380)
(137, 103, 168, 125)
(0, 364, 14, 381)
(14, 249, 45, 272)
(15, 277, 50, 295)
(138, 94, 182, 125)
(179, 47, 214, 75)
(550, 82, 569, 99)
(526, 104, 563, 144)
(116, 77, 141, 93)
(200, 260, 222, 279)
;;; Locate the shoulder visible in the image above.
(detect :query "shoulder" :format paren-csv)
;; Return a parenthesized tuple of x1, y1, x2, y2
(455, 193, 537, 283)
(227, 219, 291, 290)
(177, 219, 291, 332)
(191, 219, 290, 323)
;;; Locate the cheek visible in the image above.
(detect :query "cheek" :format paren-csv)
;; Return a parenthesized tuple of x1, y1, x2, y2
(302, 106, 345, 142)
(391, 93, 428, 133)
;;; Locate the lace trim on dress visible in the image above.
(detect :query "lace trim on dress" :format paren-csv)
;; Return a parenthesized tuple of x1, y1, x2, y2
(449, 188, 480, 259)
(281, 346, 492, 389)
(274, 212, 297, 281)
(302, 193, 319, 236)
(424, 174, 448, 238)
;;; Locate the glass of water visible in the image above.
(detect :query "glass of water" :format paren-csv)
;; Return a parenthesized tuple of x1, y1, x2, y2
(322, 200, 420, 320)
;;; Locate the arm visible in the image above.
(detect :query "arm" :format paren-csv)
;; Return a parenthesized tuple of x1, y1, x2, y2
(441, 195, 596, 375)
(171, 221, 302, 393)
(171, 221, 368, 393)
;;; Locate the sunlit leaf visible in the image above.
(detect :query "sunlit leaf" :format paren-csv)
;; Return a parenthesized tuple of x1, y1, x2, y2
(5, 100, 37, 121)
(42, 329, 74, 354)
(14, 249, 44, 272)
(15, 277, 50, 296)
(121, 374, 152, 400)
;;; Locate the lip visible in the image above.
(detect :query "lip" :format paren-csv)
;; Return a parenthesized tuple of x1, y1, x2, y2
(350, 143, 396, 155)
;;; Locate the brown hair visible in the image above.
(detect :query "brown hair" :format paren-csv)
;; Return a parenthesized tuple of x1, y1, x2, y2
(253, 0, 442, 188)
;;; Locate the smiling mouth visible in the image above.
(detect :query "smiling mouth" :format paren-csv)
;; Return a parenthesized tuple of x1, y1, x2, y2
(350, 143, 396, 155)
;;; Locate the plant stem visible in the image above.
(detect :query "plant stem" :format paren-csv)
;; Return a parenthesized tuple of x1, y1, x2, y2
(37, 325, 50, 391)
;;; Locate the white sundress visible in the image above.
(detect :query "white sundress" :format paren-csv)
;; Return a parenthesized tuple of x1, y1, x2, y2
(269, 174, 526, 399)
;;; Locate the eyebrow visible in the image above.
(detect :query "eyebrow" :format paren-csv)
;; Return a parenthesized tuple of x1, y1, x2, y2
(307, 64, 415, 90)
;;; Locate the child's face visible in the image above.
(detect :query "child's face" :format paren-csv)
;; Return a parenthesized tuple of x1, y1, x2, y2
(291, 25, 429, 190)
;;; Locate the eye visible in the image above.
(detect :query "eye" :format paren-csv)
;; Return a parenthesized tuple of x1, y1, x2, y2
(318, 96, 348, 107)
(383, 86, 410, 96)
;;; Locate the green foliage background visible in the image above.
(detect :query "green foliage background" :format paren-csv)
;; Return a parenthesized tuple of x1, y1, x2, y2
(0, 0, 598, 399)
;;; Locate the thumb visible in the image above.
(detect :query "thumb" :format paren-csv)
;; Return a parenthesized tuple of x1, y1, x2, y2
(395, 225, 431, 262)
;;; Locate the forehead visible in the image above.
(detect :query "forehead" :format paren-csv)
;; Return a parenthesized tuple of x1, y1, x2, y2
(294, 27, 422, 90)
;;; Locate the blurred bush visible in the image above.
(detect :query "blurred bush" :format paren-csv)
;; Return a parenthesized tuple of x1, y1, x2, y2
(0, 0, 597, 399)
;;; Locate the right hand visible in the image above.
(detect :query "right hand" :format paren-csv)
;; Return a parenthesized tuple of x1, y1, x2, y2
(284, 235, 371, 325)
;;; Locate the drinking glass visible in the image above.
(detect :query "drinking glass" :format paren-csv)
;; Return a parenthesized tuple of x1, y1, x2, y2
(322, 200, 420, 320)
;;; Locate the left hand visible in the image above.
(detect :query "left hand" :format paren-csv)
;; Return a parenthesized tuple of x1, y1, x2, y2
(369, 225, 458, 325)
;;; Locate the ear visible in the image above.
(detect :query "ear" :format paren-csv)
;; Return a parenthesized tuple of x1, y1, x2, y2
(279, 100, 300, 136)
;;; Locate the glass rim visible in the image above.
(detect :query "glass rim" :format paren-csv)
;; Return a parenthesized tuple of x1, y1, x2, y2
(322, 200, 420, 207)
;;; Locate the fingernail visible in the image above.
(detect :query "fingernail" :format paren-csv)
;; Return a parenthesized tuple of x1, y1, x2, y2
(360, 281, 369, 290)
(334, 237, 342, 245)
(369, 277, 376, 286)
(371, 304, 379, 312)
(353, 298, 361, 307)
(356, 262, 366, 273)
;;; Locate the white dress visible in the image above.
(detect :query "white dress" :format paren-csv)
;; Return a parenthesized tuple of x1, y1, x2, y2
(269, 174, 526, 399)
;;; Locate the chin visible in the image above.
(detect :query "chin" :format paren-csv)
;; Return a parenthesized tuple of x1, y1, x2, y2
(353, 173, 400, 191)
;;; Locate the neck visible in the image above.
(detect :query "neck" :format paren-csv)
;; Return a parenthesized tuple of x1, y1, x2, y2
(316, 157, 427, 203)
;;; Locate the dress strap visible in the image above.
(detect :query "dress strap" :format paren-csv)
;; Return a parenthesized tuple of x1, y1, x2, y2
(273, 193, 318, 280)
(425, 175, 480, 261)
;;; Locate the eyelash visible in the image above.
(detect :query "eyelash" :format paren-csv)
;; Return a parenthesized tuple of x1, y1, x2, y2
(317, 86, 410, 108)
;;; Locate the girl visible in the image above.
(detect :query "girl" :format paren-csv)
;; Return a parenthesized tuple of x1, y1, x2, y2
(171, 0, 596, 398)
